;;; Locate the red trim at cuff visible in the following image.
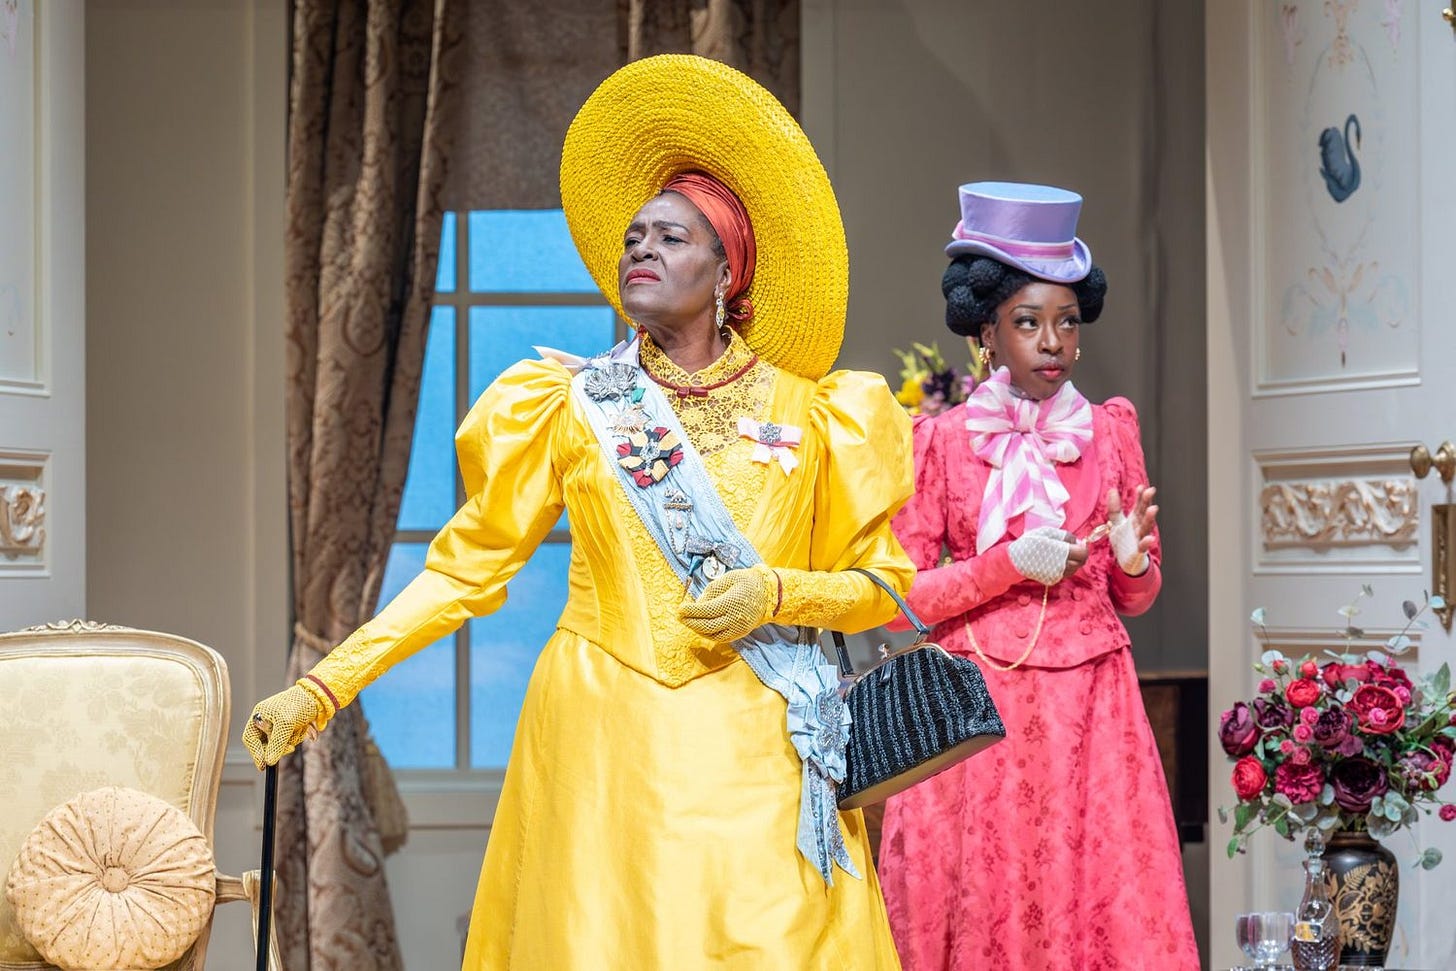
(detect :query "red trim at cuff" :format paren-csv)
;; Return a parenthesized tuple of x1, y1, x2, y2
(303, 674, 340, 714)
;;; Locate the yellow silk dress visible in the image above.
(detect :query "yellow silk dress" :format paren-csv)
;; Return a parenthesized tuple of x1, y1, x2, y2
(310, 333, 914, 969)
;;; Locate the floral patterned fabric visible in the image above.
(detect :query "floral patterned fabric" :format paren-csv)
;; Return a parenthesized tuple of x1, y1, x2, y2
(878, 398, 1199, 971)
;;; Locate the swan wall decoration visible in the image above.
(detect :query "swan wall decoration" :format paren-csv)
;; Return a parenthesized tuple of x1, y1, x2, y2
(1318, 113, 1362, 203)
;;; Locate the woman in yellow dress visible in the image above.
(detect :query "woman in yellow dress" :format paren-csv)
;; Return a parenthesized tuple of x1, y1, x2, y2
(243, 55, 914, 969)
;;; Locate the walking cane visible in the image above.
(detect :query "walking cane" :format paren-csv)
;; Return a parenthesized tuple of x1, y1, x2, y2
(256, 761, 279, 971)
(251, 709, 282, 971)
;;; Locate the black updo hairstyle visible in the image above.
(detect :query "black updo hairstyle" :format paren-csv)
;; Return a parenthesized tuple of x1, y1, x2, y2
(942, 255, 1108, 336)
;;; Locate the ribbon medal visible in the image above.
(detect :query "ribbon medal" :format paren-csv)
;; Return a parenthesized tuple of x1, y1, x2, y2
(617, 427, 684, 487)
(738, 418, 802, 474)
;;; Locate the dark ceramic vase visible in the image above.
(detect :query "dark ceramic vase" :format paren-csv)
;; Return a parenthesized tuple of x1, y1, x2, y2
(1322, 830, 1398, 967)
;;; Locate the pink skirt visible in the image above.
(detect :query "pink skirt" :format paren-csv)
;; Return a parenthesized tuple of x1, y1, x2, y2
(877, 647, 1199, 971)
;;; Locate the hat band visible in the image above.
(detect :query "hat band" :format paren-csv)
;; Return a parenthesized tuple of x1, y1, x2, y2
(953, 224, 1076, 260)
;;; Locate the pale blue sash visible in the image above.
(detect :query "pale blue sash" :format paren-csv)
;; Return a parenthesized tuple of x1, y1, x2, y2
(568, 338, 857, 884)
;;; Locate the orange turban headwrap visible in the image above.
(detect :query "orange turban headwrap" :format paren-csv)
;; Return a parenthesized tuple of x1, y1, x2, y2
(663, 172, 757, 323)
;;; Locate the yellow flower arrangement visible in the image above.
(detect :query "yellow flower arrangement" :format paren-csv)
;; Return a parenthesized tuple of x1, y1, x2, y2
(891, 341, 980, 417)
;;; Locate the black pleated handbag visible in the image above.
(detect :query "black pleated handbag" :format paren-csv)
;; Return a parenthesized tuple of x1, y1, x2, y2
(831, 569, 1007, 810)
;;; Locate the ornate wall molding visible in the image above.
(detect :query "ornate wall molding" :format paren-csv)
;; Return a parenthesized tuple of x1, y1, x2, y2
(1258, 626, 1420, 663)
(1248, 0, 1422, 398)
(0, 0, 46, 395)
(1253, 444, 1421, 574)
(0, 449, 47, 574)
(1261, 478, 1417, 546)
(0, 483, 45, 554)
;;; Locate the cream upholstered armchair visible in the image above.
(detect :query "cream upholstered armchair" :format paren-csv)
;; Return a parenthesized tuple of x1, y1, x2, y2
(0, 621, 281, 971)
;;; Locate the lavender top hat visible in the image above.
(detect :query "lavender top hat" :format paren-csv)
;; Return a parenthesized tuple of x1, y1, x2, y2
(945, 181, 1093, 284)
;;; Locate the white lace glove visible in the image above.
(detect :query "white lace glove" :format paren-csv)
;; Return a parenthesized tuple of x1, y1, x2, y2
(1108, 509, 1150, 576)
(1008, 526, 1076, 586)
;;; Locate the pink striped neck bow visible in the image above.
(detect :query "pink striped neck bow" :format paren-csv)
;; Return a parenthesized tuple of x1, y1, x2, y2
(963, 367, 1093, 553)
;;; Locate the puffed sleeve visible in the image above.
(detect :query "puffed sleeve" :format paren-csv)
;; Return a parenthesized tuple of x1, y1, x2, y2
(890, 413, 947, 570)
(886, 412, 1024, 631)
(1104, 396, 1162, 616)
(302, 358, 571, 719)
(774, 370, 916, 634)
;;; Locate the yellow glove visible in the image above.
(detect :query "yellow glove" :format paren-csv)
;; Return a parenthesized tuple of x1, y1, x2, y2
(241, 685, 322, 770)
(677, 565, 778, 641)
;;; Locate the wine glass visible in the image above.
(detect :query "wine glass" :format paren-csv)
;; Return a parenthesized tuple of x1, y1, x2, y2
(1235, 912, 1258, 969)
(1249, 911, 1294, 968)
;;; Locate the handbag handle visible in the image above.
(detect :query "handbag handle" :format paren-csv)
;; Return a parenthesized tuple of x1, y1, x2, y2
(830, 568, 929, 677)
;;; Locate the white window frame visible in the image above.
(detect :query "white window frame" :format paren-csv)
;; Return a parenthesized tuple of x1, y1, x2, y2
(386, 211, 625, 820)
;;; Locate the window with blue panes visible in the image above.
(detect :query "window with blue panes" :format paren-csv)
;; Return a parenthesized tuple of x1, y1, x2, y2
(364, 211, 623, 770)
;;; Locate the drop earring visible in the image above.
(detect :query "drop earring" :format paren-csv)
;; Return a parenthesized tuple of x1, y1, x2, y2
(1075, 347, 1082, 362)
(715, 292, 726, 331)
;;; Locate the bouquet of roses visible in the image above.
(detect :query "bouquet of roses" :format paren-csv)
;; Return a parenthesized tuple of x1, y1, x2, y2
(1218, 586, 1456, 867)
(891, 341, 981, 417)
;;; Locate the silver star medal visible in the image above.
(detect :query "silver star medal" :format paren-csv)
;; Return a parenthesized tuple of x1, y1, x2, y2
(583, 361, 639, 402)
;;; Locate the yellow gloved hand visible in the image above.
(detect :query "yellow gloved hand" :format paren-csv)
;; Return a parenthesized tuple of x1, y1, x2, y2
(677, 565, 778, 642)
(241, 685, 322, 770)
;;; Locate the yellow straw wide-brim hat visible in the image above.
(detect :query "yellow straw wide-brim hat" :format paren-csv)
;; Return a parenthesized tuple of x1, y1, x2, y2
(561, 54, 847, 380)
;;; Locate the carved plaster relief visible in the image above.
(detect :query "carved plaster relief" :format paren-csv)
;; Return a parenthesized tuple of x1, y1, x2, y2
(0, 449, 46, 572)
(1261, 478, 1417, 546)
(1255, 445, 1419, 573)
(0, 483, 43, 553)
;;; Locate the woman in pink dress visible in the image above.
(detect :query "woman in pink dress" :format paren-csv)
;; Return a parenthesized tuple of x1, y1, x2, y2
(877, 182, 1199, 970)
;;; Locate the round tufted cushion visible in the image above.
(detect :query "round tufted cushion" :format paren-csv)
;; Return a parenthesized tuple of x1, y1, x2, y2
(3, 787, 216, 971)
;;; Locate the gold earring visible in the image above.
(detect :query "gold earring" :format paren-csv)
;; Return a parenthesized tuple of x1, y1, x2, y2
(977, 344, 992, 368)
(715, 293, 726, 330)
(1075, 347, 1082, 362)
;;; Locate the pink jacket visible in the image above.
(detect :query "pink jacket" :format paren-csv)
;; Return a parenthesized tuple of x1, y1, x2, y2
(888, 397, 1160, 669)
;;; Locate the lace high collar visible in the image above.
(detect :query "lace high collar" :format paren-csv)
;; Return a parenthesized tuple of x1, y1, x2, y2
(639, 328, 756, 391)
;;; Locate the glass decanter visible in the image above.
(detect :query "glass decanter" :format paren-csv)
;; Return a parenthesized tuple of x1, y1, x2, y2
(1291, 829, 1340, 971)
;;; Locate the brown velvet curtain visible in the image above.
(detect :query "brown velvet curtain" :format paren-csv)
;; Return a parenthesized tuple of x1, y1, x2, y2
(621, 0, 800, 115)
(279, 1, 462, 968)
(442, 2, 620, 210)
(439, 2, 797, 213)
